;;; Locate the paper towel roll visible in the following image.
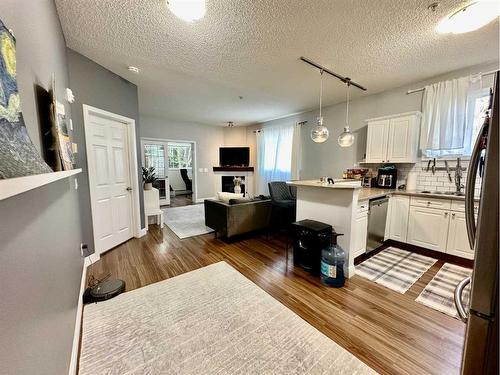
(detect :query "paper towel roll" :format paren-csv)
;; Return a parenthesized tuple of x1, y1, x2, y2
(406, 172, 417, 191)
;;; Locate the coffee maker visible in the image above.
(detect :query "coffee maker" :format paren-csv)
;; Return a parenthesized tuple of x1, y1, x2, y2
(376, 167, 397, 189)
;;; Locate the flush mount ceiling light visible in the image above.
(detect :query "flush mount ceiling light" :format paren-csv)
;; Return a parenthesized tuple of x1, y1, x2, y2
(128, 66, 140, 73)
(300, 57, 366, 146)
(437, 0, 500, 34)
(167, 0, 206, 22)
(337, 80, 355, 148)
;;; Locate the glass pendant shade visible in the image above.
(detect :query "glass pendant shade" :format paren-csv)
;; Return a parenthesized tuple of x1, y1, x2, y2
(311, 71, 329, 143)
(311, 117, 329, 143)
(338, 126, 354, 147)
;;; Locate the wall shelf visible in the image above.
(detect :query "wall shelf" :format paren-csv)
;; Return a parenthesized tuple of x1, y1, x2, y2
(0, 169, 82, 201)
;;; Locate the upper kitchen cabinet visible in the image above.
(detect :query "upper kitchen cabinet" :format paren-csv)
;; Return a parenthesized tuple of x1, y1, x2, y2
(364, 112, 421, 163)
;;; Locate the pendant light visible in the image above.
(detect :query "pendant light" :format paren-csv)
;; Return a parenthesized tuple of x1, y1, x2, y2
(338, 80, 354, 147)
(311, 70, 329, 143)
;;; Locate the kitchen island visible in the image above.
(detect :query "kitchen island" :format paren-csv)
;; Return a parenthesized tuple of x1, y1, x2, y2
(287, 179, 366, 278)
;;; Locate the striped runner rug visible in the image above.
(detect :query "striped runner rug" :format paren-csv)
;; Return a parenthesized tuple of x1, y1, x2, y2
(416, 263, 472, 319)
(356, 247, 437, 294)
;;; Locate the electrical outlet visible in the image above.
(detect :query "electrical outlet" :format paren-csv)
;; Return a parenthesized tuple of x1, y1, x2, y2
(80, 243, 85, 257)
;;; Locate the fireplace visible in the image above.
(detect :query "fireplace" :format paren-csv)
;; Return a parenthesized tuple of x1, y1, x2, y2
(221, 176, 246, 195)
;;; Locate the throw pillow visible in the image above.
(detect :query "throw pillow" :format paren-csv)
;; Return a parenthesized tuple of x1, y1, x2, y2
(217, 192, 244, 203)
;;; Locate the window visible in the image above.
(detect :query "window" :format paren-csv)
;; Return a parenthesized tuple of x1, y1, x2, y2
(421, 75, 490, 158)
(168, 142, 192, 169)
(143, 143, 166, 178)
(255, 125, 294, 195)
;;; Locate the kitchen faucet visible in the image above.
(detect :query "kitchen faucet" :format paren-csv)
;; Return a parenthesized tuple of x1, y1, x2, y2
(455, 157, 464, 193)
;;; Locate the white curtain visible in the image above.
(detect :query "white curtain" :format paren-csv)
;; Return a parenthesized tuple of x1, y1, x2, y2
(256, 124, 297, 195)
(421, 76, 471, 157)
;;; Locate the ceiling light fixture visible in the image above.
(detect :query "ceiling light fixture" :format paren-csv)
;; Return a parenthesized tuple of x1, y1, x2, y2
(227, 121, 234, 127)
(167, 0, 206, 22)
(311, 70, 329, 143)
(437, 0, 500, 34)
(337, 79, 354, 148)
(128, 66, 140, 73)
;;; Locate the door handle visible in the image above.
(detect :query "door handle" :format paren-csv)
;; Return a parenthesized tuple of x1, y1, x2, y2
(126, 187, 132, 191)
(454, 276, 471, 322)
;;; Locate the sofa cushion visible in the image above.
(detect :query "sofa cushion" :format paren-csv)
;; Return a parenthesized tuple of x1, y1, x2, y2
(217, 192, 244, 203)
(228, 198, 252, 205)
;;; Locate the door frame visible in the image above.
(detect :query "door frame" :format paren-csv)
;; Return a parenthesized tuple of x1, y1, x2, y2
(83, 104, 143, 258)
(141, 137, 198, 203)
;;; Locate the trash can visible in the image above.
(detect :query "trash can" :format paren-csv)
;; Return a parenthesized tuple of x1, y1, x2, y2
(291, 219, 332, 275)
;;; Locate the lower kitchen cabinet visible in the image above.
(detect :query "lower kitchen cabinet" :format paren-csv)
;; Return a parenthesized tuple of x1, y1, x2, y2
(446, 211, 475, 259)
(407, 206, 449, 252)
(352, 211, 369, 258)
(387, 195, 409, 242)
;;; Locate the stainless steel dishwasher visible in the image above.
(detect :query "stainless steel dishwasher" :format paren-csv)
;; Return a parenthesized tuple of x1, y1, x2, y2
(366, 196, 389, 253)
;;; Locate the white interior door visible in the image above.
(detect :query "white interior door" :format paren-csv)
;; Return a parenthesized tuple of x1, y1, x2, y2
(86, 113, 134, 254)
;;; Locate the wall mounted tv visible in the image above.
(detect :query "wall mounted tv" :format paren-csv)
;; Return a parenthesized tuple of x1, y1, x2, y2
(219, 147, 250, 167)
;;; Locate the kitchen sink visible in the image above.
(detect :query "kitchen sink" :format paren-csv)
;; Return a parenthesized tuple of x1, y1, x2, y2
(419, 190, 465, 196)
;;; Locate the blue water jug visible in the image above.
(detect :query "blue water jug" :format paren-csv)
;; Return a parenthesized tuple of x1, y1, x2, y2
(320, 232, 345, 287)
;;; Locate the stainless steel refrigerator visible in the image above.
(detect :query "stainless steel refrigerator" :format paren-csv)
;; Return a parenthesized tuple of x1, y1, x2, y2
(454, 71, 499, 374)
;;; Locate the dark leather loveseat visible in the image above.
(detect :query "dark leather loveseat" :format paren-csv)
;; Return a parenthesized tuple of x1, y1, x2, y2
(204, 198, 272, 238)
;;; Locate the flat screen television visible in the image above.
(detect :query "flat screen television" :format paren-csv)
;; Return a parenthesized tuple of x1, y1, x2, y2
(219, 147, 250, 167)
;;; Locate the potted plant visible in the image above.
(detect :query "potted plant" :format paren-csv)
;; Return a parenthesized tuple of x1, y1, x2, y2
(142, 166, 157, 190)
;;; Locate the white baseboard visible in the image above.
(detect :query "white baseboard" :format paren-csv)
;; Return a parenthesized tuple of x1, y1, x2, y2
(68, 258, 90, 375)
(136, 227, 148, 237)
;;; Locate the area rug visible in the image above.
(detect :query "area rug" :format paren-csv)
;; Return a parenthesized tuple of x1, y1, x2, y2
(162, 204, 213, 239)
(80, 262, 376, 375)
(416, 263, 472, 319)
(356, 247, 437, 294)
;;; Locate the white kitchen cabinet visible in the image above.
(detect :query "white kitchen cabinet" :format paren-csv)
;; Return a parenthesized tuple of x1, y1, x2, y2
(366, 119, 389, 163)
(446, 211, 475, 259)
(364, 112, 421, 163)
(407, 206, 449, 252)
(352, 211, 369, 258)
(388, 195, 410, 242)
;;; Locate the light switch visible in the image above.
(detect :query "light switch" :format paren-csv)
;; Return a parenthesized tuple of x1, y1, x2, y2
(198, 168, 203, 172)
(204, 168, 208, 173)
(72, 142, 78, 153)
(74, 177, 78, 190)
(69, 119, 73, 130)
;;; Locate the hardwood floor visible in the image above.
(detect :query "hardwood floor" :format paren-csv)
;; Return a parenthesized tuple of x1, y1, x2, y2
(166, 193, 193, 208)
(87, 226, 466, 375)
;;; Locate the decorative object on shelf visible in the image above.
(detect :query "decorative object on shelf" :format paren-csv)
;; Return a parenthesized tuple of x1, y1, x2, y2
(0, 20, 52, 179)
(233, 177, 242, 194)
(338, 80, 355, 147)
(142, 166, 158, 190)
(310, 70, 329, 143)
(167, 0, 206, 22)
(65, 88, 75, 103)
(50, 90, 75, 171)
(299, 56, 366, 146)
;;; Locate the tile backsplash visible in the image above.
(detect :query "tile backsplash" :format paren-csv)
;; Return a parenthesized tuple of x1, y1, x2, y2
(361, 160, 482, 198)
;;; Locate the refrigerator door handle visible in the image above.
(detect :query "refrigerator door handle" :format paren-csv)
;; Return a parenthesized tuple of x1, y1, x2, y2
(465, 120, 487, 249)
(454, 276, 472, 322)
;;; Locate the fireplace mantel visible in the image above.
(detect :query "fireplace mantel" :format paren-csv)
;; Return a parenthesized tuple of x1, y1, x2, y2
(213, 166, 254, 172)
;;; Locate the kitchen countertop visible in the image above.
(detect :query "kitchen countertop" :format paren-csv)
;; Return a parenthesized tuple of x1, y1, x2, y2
(358, 188, 478, 202)
(287, 179, 362, 189)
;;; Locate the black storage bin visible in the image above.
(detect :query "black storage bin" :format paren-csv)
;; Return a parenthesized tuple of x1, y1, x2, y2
(291, 219, 332, 275)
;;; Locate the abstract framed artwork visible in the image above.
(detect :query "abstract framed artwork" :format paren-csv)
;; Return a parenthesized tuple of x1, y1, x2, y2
(0, 19, 52, 179)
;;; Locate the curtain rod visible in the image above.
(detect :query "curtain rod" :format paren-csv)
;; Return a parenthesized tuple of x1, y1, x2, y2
(300, 56, 367, 91)
(406, 70, 497, 95)
(252, 121, 308, 133)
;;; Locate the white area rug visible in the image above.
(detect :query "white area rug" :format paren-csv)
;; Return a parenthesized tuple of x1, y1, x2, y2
(162, 204, 213, 239)
(356, 247, 437, 294)
(416, 263, 472, 319)
(80, 262, 376, 375)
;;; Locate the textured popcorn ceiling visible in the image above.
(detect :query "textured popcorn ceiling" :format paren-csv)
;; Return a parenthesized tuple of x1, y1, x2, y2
(55, 0, 499, 126)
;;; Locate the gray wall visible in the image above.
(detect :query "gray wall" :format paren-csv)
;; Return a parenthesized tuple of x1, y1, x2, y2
(255, 62, 498, 180)
(140, 114, 225, 200)
(67, 48, 145, 249)
(0, 1, 84, 374)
